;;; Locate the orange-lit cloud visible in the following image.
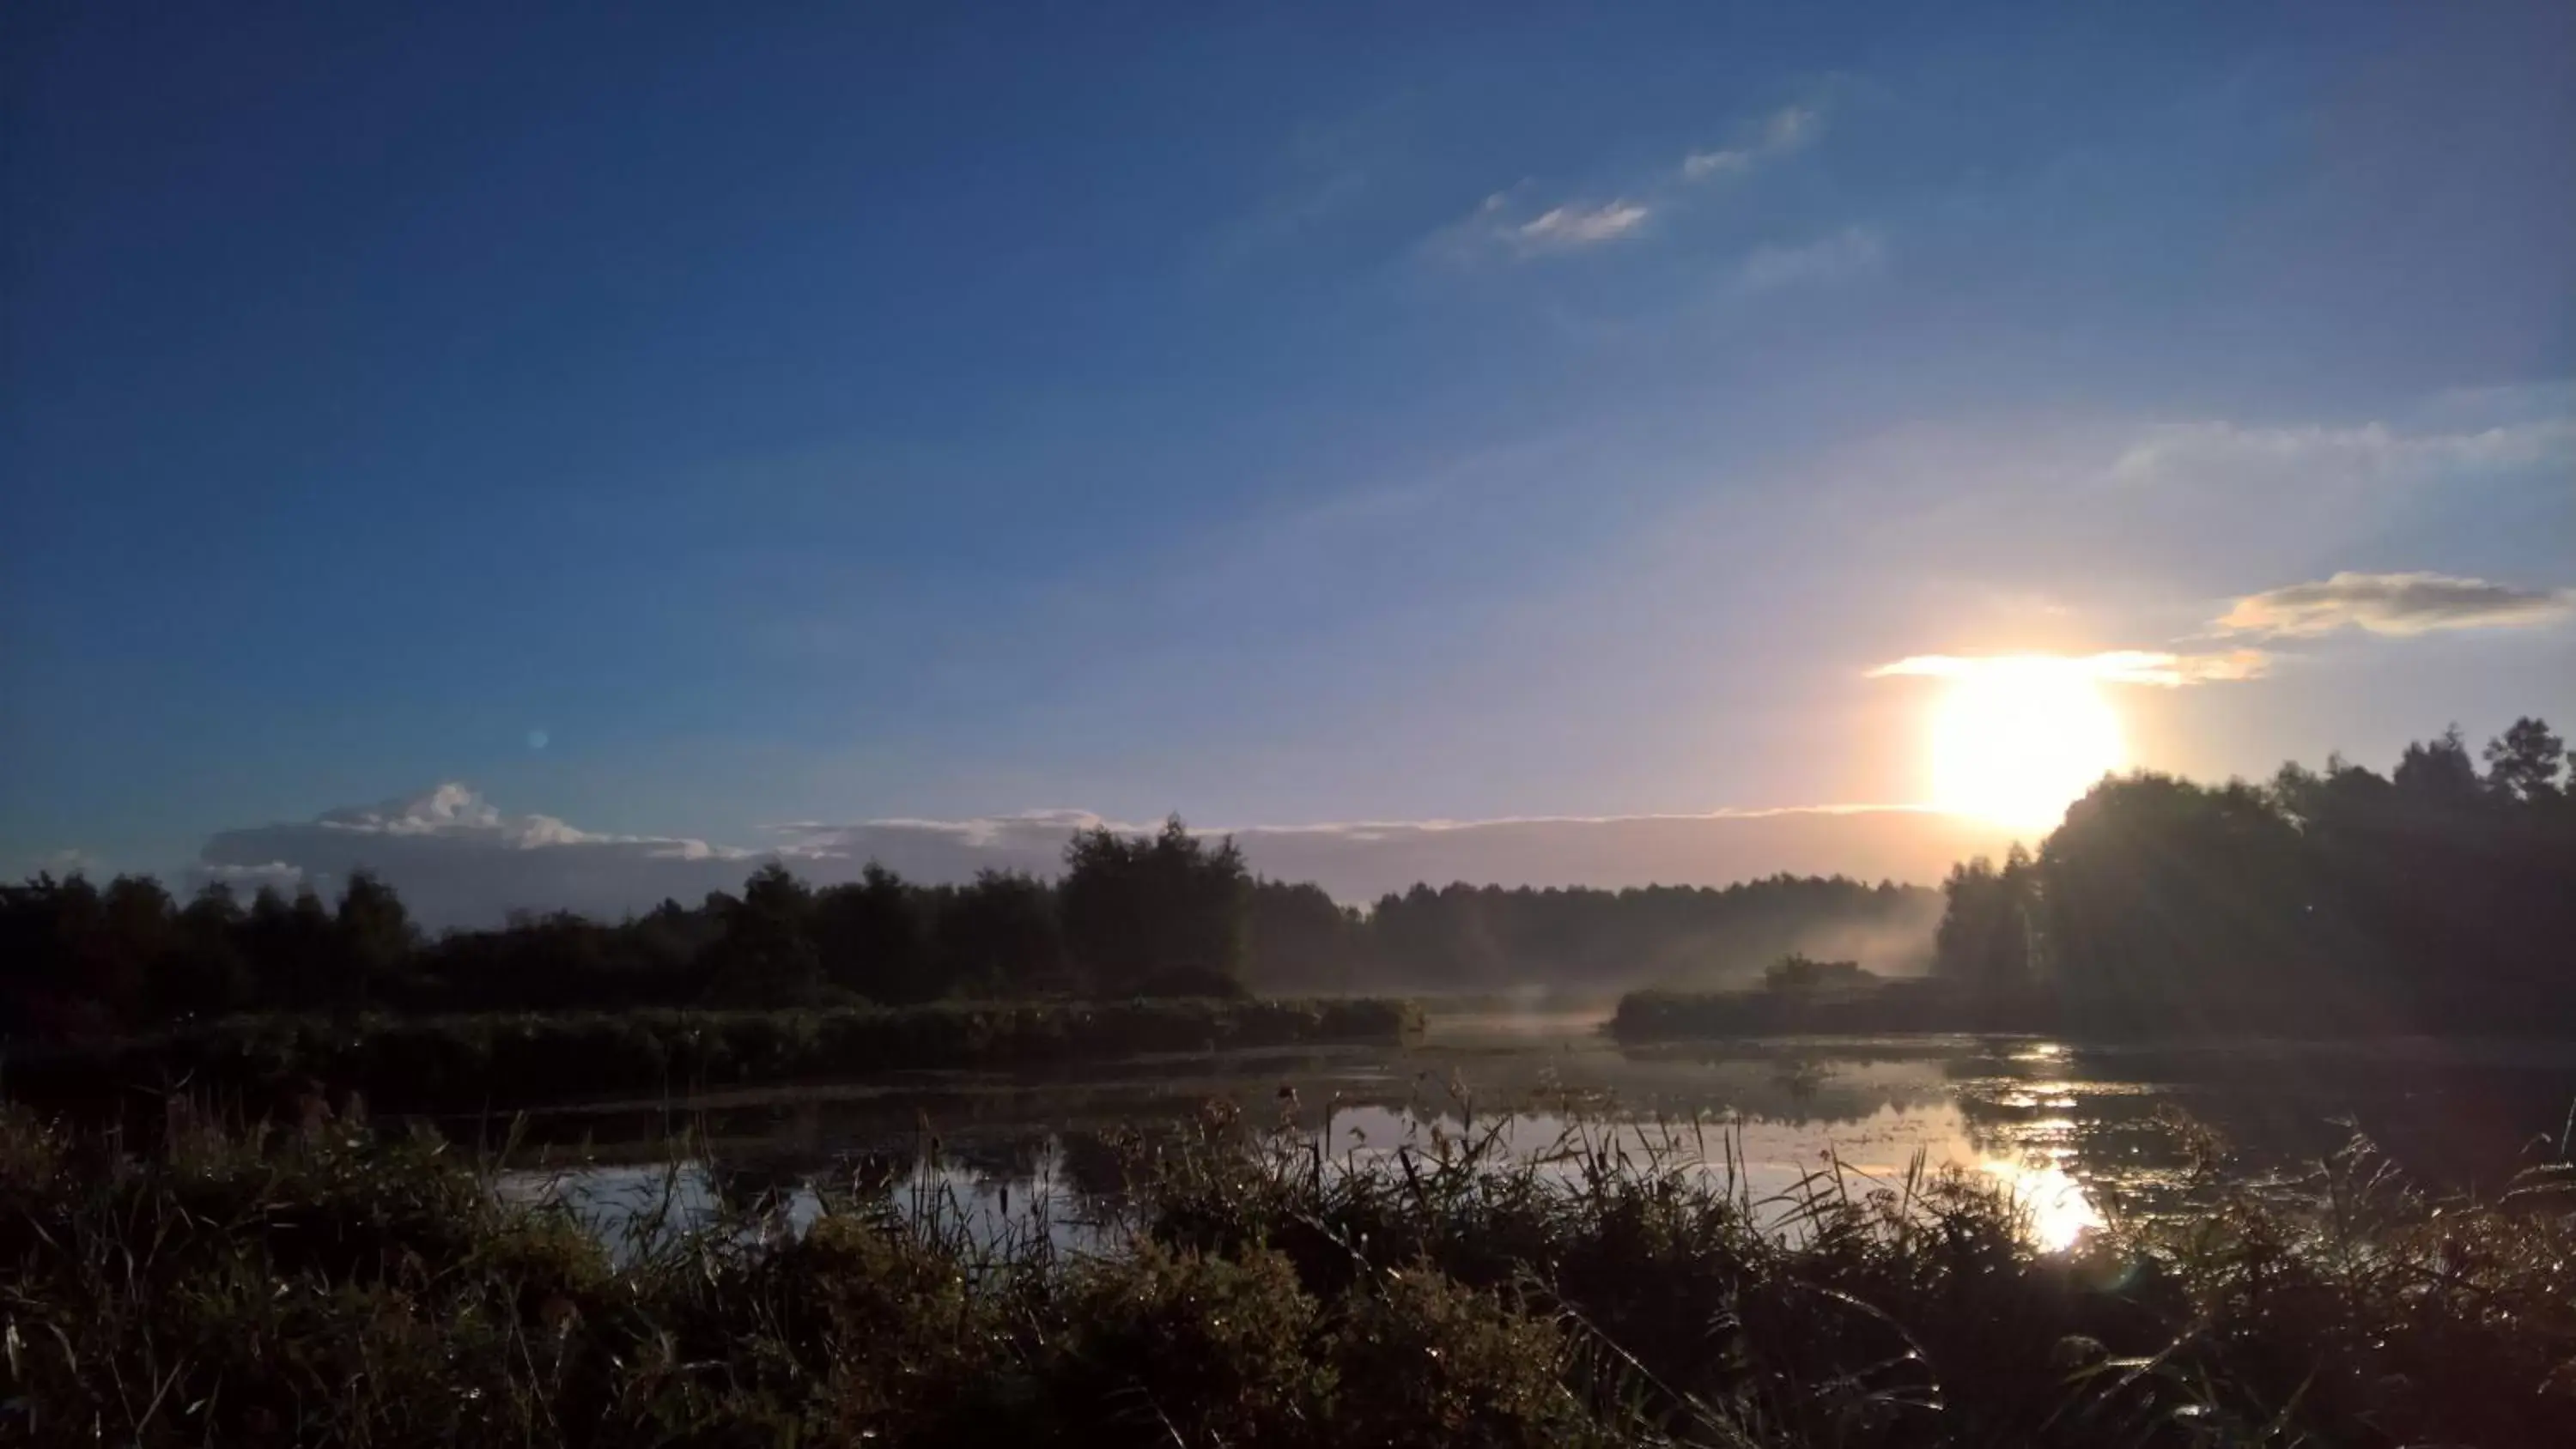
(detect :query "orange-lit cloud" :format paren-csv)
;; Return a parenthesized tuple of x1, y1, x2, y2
(1868, 649, 2270, 688)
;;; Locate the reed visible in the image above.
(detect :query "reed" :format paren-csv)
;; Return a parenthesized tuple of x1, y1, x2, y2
(2, 1094, 2568, 1446)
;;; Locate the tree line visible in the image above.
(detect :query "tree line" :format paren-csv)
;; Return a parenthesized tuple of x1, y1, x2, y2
(1249, 874, 1936, 995)
(3, 814, 1930, 1038)
(1933, 716, 2576, 1034)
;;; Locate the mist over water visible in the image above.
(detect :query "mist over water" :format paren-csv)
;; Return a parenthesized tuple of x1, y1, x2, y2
(495, 1013, 2576, 1257)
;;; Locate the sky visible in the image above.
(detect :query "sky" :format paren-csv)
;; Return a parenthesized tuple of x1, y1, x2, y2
(3, 1, 2571, 920)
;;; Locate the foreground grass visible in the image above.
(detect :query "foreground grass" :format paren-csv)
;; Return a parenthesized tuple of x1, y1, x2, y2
(3, 997, 1423, 1114)
(3, 1100, 2572, 1447)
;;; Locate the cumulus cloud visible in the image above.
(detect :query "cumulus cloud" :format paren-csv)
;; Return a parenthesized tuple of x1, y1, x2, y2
(192, 789, 2018, 929)
(294, 782, 746, 859)
(1733, 227, 1884, 294)
(194, 785, 753, 925)
(1680, 104, 1818, 179)
(2216, 572, 2576, 639)
(1868, 649, 2271, 687)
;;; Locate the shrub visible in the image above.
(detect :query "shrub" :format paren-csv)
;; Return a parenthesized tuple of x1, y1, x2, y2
(1052, 1242, 1329, 1444)
(1326, 1264, 1584, 1447)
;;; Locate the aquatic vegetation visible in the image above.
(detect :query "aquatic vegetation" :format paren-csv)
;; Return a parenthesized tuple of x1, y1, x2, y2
(3, 998, 1425, 1115)
(3, 1097, 2568, 1446)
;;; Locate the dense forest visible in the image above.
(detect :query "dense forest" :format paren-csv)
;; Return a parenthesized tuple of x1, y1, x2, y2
(31, 717, 2556, 1047)
(1, 814, 1929, 1040)
(1933, 716, 2576, 1034)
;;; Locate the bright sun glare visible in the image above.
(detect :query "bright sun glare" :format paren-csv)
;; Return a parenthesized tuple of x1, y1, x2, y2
(1929, 664, 2126, 834)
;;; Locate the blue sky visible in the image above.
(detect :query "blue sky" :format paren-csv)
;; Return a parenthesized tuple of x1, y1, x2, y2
(4, 1, 2571, 901)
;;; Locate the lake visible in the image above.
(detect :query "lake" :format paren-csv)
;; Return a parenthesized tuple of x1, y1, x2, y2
(487, 1010, 2576, 1256)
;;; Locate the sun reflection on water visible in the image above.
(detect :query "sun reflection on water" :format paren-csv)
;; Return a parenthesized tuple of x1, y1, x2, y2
(1980, 1155, 2105, 1252)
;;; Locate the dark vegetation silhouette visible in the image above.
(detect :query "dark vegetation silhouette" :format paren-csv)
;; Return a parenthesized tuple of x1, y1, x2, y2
(1945, 715, 2576, 1034)
(1623, 716, 2576, 1040)
(1, 816, 1931, 1040)
(1325, 875, 1934, 997)
(9, 1101, 2573, 1447)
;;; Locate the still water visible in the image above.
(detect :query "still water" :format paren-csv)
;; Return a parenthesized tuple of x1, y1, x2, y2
(489, 1011, 2576, 1256)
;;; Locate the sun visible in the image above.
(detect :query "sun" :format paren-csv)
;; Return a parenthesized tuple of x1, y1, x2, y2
(1929, 664, 2126, 834)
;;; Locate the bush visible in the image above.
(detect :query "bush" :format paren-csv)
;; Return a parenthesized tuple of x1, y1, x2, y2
(1053, 1242, 1329, 1443)
(1326, 1265, 1583, 1447)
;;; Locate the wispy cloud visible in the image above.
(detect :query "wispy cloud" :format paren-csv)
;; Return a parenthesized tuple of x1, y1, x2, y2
(1434, 100, 1830, 266)
(1515, 200, 1651, 250)
(1434, 191, 1652, 261)
(1680, 104, 1819, 180)
(2217, 572, 2576, 639)
(1733, 226, 1884, 294)
(2110, 415, 2576, 485)
(1869, 649, 2271, 687)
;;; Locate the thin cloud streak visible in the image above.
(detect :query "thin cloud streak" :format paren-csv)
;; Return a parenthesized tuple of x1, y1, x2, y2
(1435, 100, 1828, 265)
(2110, 415, 2576, 485)
(1681, 103, 1819, 179)
(1515, 200, 1650, 249)
(1434, 191, 1652, 261)
(1869, 649, 2271, 687)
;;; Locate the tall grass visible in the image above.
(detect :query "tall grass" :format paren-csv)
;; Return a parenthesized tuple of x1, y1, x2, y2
(3, 997, 1425, 1115)
(3, 1094, 2570, 1446)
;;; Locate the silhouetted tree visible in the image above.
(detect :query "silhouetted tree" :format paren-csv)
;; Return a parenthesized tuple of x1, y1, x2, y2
(163, 882, 252, 1019)
(1926, 716, 2576, 1036)
(1059, 816, 1250, 995)
(704, 864, 821, 1004)
(2484, 717, 2567, 803)
(1360, 874, 1941, 994)
(2394, 725, 2481, 803)
(935, 870, 1064, 995)
(1932, 846, 2040, 990)
(236, 885, 342, 1013)
(28, 717, 2560, 1043)
(0, 874, 127, 1035)
(1246, 880, 1364, 993)
(333, 870, 415, 1014)
(813, 864, 937, 1003)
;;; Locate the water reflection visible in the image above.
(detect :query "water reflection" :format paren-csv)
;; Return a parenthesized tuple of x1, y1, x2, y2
(501, 1137, 1117, 1264)
(507, 1103, 2117, 1260)
(479, 1022, 2576, 1258)
(1981, 1156, 2102, 1252)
